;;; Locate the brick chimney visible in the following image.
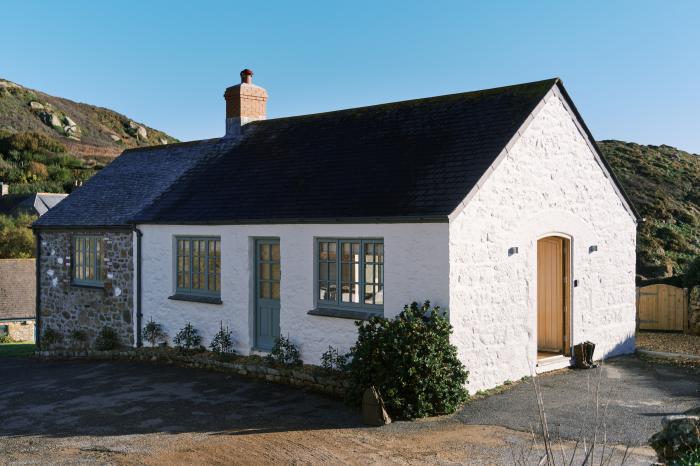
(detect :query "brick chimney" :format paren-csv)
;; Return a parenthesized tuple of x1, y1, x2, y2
(224, 69, 268, 137)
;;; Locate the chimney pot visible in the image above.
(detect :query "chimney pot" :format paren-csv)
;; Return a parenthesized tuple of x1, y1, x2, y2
(240, 69, 254, 84)
(224, 68, 268, 138)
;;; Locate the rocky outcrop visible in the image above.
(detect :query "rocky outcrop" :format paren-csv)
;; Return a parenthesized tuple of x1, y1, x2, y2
(127, 120, 148, 141)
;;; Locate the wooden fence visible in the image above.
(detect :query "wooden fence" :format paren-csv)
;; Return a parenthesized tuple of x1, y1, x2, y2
(636, 284, 688, 331)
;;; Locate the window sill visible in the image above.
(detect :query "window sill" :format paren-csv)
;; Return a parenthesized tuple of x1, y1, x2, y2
(307, 307, 381, 321)
(71, 282, 104, 289)
(168, 294, 222, 305)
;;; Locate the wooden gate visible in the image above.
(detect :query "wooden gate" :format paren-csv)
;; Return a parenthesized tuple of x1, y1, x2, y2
(637, 284, 688, 331)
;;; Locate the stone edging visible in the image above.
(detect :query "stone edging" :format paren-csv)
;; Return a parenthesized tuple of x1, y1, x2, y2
(35, 349, 351, 398)
(636, 348, 700, 362)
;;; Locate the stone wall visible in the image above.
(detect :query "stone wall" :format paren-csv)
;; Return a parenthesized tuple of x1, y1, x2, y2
(689, 286, 700, 335)
(38, 230, 134, 347)
(0, 320, 35, 342)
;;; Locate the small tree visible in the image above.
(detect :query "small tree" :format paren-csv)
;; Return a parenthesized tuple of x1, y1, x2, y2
(143, 318, 167, 347)
(95, 326, 120, 351)
(266, 335, 302, 367)
(320, 346, 348, 374)
(347, 300, 469, 419)
(210, 322, 235, 359)
(173, 322, 203, 352)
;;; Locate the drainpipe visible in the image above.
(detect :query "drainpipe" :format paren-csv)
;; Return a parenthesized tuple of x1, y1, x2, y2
(134, 226, 143, 347)
(34, 230, 41, 348)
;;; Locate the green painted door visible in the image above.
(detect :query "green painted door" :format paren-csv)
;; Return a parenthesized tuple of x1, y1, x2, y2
(255, 239, 281, 350)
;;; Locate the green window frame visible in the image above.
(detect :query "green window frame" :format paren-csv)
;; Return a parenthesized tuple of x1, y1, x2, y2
(316, 238, 384, 313)
(175, 236, 221, 297)
(72, 235, 105, 287)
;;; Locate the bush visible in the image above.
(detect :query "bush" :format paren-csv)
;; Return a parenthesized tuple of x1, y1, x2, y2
(40, 327, 62, 349)
(173, 322, 203, 352)
(0, 334, 14, 344)
(671, 448, 700, 466)
(320, 346, 348, 373)
(210, 322, 235, 359)
(683, 256, 700, 288)
(95, 326, 120, 350)
(0, 213, 37, 259)
(70, 329, 87, 347)
(143, 318, 167, 347)
(347, 300, 469, 419)
(266, 335, 302, 367)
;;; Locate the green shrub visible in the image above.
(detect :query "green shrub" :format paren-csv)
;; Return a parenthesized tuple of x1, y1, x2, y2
(320, 346, 348, 373)
(41, 327, 62, 349)
(210, 322, 235, 359)
(0, 334, 14, 344)
(70, 329, 87, 346)
(95, 327, 120, 351)
(347, 300, 469, 419)
(0, 131, 66, 156)
(671, 448, 700, 466)
(684, 256, 700, 288)
(266, 335, 302, 367)
(0, 213, 37, 259)
(143, 318, 167, 347)
(173, 322, 203, 352)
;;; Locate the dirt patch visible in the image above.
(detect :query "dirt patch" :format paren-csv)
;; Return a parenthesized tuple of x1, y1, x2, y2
(637, 331, 700, 356)
(1, 423, 655, 466)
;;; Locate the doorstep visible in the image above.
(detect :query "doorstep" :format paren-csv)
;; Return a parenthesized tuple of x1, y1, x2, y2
(535, 354, 572, 374)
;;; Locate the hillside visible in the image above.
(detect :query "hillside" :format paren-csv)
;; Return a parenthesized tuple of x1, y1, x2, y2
(599, 140, 700, 278)
(0, 77, 178, 194)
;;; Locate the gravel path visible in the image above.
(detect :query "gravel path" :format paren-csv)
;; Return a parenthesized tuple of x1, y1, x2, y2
(0, 357, 664, 465)
(637, 331, 700, 356)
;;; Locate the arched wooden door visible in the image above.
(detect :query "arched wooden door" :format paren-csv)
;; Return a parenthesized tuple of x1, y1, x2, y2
(537, 236, 570, 356)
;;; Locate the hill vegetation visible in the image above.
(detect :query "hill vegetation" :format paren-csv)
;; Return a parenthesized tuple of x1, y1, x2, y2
(0, 77, 177, 195)
(599, 140, 700, 278)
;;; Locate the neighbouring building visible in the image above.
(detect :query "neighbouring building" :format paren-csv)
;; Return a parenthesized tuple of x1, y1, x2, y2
(0, 185, 67, 217)
(33, 70, 639, 393)
(0, 259, 36, 342)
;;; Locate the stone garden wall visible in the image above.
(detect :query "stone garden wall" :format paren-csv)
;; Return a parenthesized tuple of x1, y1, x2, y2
(689, 286, 700, 335)
(38, 230, 134, 347)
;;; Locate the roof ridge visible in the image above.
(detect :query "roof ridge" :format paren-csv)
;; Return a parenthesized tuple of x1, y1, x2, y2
(249, 77, 560, 126)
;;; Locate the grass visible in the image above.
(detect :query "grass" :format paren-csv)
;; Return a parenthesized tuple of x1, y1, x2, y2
(0, 342, 35, 358)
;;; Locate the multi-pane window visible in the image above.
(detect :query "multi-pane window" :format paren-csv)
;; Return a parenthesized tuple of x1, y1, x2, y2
(73, 235, 105, 286)
(175, 237, 221, 297)
(317, 239, 383, 312)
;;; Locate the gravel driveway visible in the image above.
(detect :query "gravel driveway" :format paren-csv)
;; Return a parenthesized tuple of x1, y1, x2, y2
(1, 356, 695, 464)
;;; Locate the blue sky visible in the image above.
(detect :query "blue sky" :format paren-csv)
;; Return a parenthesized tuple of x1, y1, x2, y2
(2, 1, 699, 152)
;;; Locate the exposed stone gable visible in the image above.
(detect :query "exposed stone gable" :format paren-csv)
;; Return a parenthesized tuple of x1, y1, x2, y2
(38, 231, 134, 347)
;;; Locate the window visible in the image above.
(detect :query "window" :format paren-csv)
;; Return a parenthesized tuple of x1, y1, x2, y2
(175, 236, 221, 297)
(317, 239, 383, 312)
(73, 235, 105, 286)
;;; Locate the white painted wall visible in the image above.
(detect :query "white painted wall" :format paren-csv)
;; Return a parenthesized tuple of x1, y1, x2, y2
(449, 91, 637, 393)
(139, 223, 449, 363)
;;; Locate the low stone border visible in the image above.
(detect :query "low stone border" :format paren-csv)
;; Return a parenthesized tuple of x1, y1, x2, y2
(637, 348, 700, 362)
(35, 349, 351, 398)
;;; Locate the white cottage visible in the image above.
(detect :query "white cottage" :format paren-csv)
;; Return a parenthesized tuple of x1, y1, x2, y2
(35, 70, 638, 392)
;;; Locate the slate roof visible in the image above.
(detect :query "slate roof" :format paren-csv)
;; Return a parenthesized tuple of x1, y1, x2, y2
(135, 78, 559, 224)
(0, 259, 35, 320)
(35, 78, 634, 228)
(34, 138, 239, 227)
(0, 193, 67, 217)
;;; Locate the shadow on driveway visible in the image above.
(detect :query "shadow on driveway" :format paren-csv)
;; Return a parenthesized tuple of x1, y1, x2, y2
(0, 358, 363, 438)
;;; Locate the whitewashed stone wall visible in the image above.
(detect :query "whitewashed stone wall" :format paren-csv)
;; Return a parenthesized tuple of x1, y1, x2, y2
(139, 223, 449, 364)
(449, 92, 637, 393)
